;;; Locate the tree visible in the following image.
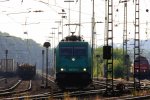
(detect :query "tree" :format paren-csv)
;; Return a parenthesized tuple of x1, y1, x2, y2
(113, 59, 124, 78)
(93, 47, 130, 78)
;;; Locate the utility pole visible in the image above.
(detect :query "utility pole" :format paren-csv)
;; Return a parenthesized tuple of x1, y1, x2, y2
(103, 0, 114, 96)
(58, 9, 66, 39)
(103, 0, 108, 79)
(134, 0, 140, 90)
(96, 55, 100, 80)
(91, 0, 95, 80)
(120, 0, 129, 81)
(52, 27, 57, 76)
(51, 27, 57, 48)
(104, 0, 108, 46)
(5, 50, 8, 73)
(79, 0, 81, 36)
(55, 21, 61, 42)
(64, 0, 74, 35)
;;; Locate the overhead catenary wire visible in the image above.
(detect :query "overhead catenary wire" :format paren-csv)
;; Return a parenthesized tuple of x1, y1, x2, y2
(0, 0, 150, 47)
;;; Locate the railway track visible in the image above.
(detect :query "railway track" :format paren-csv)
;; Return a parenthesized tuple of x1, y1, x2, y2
(11, 80, 31, 96)
(0, 77, 19, 90)
(4, 87, 150, 100)
(3, 78, 127, 99)
(3, 73, 150, 99)
(0, 80, 31, 98)
(0, 80, 21, 93)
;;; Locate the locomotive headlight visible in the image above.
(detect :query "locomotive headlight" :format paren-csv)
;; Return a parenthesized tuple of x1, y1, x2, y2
(60, 68, 64, 71)
(83, 68, 86, 72)
(72, 58, 75, 61)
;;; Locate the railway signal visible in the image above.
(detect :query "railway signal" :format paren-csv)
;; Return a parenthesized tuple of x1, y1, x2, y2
(41, 50, 45, 85)
(5, 50, 8, 74)
(43, 42, 51, 88)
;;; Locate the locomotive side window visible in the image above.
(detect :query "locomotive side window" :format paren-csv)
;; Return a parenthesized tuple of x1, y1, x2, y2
(74, 47, 86, 56)
(60, 47, 73, 56)
(140, 60, 148, 64)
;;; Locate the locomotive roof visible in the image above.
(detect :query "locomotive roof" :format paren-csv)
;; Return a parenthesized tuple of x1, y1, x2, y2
(59, 41, 88, 44)
(135, 56, 148, 61)
(61, 35, 84, 42)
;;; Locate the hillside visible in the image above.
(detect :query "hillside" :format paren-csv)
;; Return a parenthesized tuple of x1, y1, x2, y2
(0, 32, 52, 69)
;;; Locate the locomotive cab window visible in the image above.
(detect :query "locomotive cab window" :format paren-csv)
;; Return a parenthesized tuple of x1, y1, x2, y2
(60, 47, 73, 56)
(74, 47, 86, 56)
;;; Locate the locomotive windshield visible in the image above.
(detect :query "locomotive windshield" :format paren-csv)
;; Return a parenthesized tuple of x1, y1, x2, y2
(74, 47, 86, 56)
(60, 47, 73, 56)
(60, 46, 87, 56)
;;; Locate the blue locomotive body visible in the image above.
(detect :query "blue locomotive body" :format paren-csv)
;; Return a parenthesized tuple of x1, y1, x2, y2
(55, 35, 92, 88)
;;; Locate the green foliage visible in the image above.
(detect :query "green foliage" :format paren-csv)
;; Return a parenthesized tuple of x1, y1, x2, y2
(113, 59, 124, 78)
(93, 47, 103, 77)
(93, 47, 129, 78)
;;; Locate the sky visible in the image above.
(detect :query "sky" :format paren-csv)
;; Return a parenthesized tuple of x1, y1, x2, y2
(0, 0, 149, 48)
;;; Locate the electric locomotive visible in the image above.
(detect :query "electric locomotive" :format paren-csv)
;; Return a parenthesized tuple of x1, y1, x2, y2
(55, 35, 92, 88)
(134, 56, 150, 79)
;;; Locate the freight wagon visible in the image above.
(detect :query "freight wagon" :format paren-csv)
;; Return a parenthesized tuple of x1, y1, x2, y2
(0, 59, 16, 77)
(0, 59, 15, 72)
(17, 63, 36, 80)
